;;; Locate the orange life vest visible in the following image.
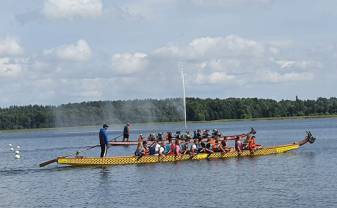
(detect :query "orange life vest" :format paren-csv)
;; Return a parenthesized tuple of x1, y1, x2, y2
(248, 138, 256, 150)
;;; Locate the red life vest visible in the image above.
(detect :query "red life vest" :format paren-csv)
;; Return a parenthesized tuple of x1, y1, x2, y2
(248, 138, 256, 150)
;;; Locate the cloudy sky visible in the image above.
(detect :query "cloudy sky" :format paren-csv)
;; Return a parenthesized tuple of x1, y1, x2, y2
(0, 0, 336, 106)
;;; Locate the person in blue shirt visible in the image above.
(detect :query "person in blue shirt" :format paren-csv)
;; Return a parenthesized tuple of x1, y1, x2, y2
(99, 124, 109, 157)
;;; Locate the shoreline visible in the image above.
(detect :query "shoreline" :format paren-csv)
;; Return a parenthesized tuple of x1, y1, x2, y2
(1, 114, 337, 133)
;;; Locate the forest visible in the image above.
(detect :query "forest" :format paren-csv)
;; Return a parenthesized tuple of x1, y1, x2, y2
(1, 97, 337, 130)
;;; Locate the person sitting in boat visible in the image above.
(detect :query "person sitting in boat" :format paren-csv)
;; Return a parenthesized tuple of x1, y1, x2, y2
(175, 131, 182, 140)
(180, 140, 189, 154)
(197, 138, 204, 153)
(212, 129, 221, 138)
(159, 142, 165, 156)
(149, 140, 156, 155)
(234, 136, 243, 155)
(205, 138, 214, 154)
(166, 132, 173, 141)
(164, 138, 172, 155)
(99, 124, 109, 158)
(135, 139, 145, 157)
(193, 130, 198, 139)
(169, 139, 177, 155)
(213, 139, 220, 152)
(219, 137, 231, 153)
(174, 139, 181, 156)
(247, 136, 261, 153)
(193, 129, 202, 139)
(199, 140, 207, 153)
(138, 134, 144, 142)
(149, 140, 161, 155)
(148, 133, 156, 141)
(184, 131, 192, 140)
(157, 132, 163, 141)
(143, 141, 149, 155)
(202, 130, 210, 138)
(242, 134, 251, 150)
(123, 123, 131, 142)
(186, 139, 192, 153)
(190, 139, 198, 156)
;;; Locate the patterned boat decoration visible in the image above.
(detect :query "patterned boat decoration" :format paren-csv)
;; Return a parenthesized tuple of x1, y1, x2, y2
(57, 133, 315, 167)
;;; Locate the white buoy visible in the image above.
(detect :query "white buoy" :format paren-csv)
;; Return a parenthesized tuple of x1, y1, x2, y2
(16, 146, 21, 149)
(10, 147, 14, 151)
(9, 144, 12, 147)
(15, 154, 21, 159)
(15, 150, 20, 154)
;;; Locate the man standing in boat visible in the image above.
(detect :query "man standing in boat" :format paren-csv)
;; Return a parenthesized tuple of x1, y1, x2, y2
(123, 123, 131, 142)
(99, 124, 109, 157)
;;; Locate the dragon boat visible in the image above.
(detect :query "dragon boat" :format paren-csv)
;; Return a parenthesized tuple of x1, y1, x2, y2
(55, 132, 316, 167)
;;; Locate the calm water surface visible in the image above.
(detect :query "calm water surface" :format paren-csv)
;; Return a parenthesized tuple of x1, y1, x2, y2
(1, 118, 337, 208)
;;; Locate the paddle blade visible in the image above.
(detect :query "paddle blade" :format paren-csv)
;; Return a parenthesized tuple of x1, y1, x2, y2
(39, 158, 58, 167)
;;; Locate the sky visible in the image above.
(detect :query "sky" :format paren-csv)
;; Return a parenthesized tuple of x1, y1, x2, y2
(0, 0, 337, 106)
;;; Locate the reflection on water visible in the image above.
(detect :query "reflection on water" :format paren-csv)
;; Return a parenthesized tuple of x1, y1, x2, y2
(0, 118, 337, 207)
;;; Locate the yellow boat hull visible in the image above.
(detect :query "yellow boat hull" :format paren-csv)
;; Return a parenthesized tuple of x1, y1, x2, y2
(57, 143, 300, 166)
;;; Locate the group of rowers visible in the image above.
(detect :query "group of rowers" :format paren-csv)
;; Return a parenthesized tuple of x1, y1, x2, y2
(134, 129, 262, 157)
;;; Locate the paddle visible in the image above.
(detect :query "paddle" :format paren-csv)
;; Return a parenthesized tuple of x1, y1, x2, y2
(39, 134, 123, 167)
(39, 144, 100, 167)
(111, 134, 123, 142)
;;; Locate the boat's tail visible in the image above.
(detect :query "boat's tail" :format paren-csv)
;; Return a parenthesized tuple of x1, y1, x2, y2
(297, 131, 316, 146)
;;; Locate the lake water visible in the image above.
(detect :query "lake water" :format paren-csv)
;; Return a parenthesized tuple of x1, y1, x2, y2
(0, 118, 337, 208)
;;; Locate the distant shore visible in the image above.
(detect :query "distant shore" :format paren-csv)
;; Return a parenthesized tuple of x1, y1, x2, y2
(199, 114, 337, 123)
(2, 97, 337, 130)
(1, 114, 336, 132)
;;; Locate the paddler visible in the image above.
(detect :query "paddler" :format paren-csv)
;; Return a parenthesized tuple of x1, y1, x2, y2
(123, 123, 131, 142)
(135, 137, 145, 157)
(234, 136, 243, 155)
(242, 134, 250, 150)
(248, 135, 261, 153)
(99, 124, 109, 157)
(164, 138, 172, 154)
(205, 138, 214, 154)
(189, 139, 198, 156)
(174, 139, 181, 156)
(166, 132, 173, 141)
(220, 137, 231, 153)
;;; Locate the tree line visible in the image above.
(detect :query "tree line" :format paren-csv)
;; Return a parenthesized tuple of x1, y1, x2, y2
(1, 97, 337, 130)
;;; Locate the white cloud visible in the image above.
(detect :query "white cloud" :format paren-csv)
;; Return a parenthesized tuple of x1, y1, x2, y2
(200, 59, 241, 72)
(0, 38, 23, 56)
(121, 0, 174, 19)
(260, 71, 314, 83)
(43, 0, 103, 19)
(195, 72, 235, 84)
(275, 60, 321, 71)
(0, 57, 22, 78)
(190, 35, 264, 57)
(155, 35, 265, 59)
(0, 34, 324, 106)
(121, 0, 272, 19)
(112, 53, 149, 75)
(152, 35, 320, 85)
(190, 0, 272, 7)
(45, 39, 92, 61)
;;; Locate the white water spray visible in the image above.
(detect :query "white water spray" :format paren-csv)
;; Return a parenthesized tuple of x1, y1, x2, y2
(180, 65, 187, 130)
